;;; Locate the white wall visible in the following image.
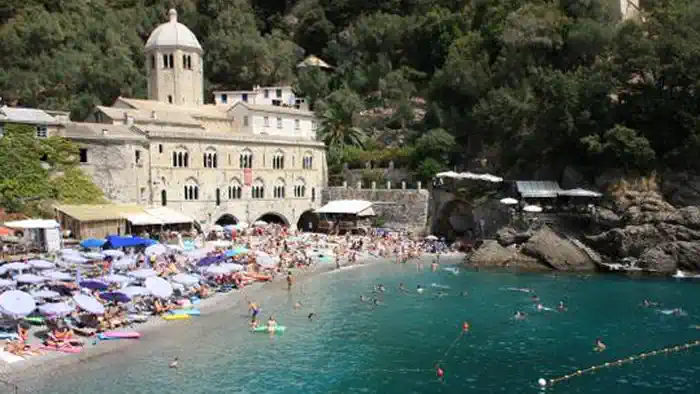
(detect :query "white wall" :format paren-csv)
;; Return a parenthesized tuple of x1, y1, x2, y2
(250, 112, 314, 139)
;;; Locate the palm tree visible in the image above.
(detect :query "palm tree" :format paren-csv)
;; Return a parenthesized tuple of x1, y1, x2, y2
(316, 89, 366, 149)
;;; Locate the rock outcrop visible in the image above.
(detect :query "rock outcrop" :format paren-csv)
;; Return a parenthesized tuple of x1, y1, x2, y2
(469, 240, 545, 270)
(521, 227, 598, 271)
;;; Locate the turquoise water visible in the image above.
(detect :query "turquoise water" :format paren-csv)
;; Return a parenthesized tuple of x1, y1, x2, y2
(14, 262, 700, 393)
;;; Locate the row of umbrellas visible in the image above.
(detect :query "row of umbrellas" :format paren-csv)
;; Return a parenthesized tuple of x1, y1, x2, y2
(499, 197, 543, 213)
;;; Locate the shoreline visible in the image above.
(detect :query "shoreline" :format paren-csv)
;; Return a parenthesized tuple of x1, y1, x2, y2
(2, 252, 433, 385)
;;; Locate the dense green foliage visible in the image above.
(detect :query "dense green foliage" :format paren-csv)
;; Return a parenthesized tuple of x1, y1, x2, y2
(0, 124, 106, 215)
(3, 0, 700, 181)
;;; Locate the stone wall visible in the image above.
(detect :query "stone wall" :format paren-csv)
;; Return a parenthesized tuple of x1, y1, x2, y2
(322, 183, 429, 233)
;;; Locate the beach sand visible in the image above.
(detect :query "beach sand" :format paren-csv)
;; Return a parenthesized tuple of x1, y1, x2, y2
(0, 252, 415, 385)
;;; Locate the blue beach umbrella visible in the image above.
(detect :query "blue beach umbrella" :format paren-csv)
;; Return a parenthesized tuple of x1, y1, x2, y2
(100, 291, 131, 303)
(79, 279, 109, 290)
(80, 238, 106, 249)
(0, 290, 36, 318)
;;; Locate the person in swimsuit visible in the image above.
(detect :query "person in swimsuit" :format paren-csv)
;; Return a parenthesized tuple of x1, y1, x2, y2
(267, 316, 278, 332)
(169, 357, 179, 368)
(435, 363, 444, 380)
(249, 302, 260, 323)
(417, 285, 424, 293)
(308, 312, 316, 321)
(557, 301, 567, 312)
(462, 322, 470, 333)
(514, 311, 526, 320)
(594, 338, 606, 352)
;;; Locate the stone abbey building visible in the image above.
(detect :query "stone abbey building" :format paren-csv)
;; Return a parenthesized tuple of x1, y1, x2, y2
(62, 9, 326, 229)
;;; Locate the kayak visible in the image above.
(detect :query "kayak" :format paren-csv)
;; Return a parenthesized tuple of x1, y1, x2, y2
(169, 309, 200, 316)
(163, 314, 191, 321)
(99, 332, 141, 340)
(252, 325, 286, 333)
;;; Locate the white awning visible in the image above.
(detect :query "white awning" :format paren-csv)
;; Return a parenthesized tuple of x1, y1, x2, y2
(3, 219, 59, 229)
(122, 213, 163, 226)
(145, 207, 194, 224)
(558, 188, 602, 198)
(435, 171, 503, 183)
(316, 200, 375, 216)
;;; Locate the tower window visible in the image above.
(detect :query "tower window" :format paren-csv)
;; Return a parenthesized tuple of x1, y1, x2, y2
(168, 54, 174, 69)
(36, 126, 48, 138)
(168, 95, 173, 104)
(151, 55, 155, 69)
(243, 116, 249, 127)
(158, 144, 163, 153)
(221, 94, 227, 104)
(79, 148, 88, 163)
(135, 150, 141, 164)
(162, 54, 168, 68)
(276, 89, 282, 98)
(264, 89, 269, 99)
(264, 116, 269, 127)
(187, 55, 192, 69)
(295, 119, 300, 130)
(242, 93, 248, 102)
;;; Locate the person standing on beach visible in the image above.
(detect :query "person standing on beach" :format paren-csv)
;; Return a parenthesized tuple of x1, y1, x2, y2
(287, 271, 294, 290)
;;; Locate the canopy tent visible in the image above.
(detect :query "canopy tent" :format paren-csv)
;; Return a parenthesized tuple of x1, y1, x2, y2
(104, 235, 156, 249)
(3, 219, 59, 229)
(557, 188, 603, 198)
(315, 200, 376, 217)
(121, 207, 194, 226)
(122, 212, 163, 226)
(435, 171, 503, 183)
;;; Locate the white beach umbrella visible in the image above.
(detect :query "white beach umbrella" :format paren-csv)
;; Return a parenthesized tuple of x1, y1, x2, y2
(128, 269, 158, 280)
(121, 286, 150, 298)
(103, 250, 125, 258)
(42, 271, 73, 281)
(253, 220, 267, 227)
(15, 274, 48, 284)
(145, 244, 167, 256)
(63, 254, 88, 264)
(172, 273, 200, 286)
(0, 262, 29, 275)
(83, 252, 105, 261)
(523, 205, 543, 213)
(0, 290, 36, 318)
(500, 197, 519, 205)
(145, 277, 173, 299)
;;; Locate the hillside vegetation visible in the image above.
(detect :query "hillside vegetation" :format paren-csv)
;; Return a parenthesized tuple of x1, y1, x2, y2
(2, 0, 700, 182)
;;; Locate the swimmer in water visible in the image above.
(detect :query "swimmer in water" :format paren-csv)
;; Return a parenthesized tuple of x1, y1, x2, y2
(417, 285, 424, 293)
(462, 322, 470, 333)
(378, 284, 386, 293)
(267, 316, 278, 333)
(434, 363, 444, 380)
(294, 301, 303, 310)
(372, 298, 382, 306)
(557, 301, 567, 312)
(399, 283, 407, 292)
(460, 291, 468, 297)
(360, 295, 368, 302)
(436, 291, 448, 298)
(531, 295, 540, 303)
(642, 299, 659, 308)
(169, 357, 179, 369)
(594, 338, 607, 352)
(514, 311, 526, 320)
(308, 312, 316, 321)
(536, 303, 545, 312)
(249, 301, 260, 323)
(431, 259, 438, 272)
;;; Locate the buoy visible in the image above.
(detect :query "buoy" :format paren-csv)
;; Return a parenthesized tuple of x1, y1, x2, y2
(538, 378, 547, 387)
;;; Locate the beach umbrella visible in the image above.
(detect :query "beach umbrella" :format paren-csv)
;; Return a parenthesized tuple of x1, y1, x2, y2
(121, 286, 150, 298)
(100, 291, 131, 303)
(15, 274, 48, 284)
(523, 205, 543, 213)
(253, 220, 267, 227)
(145, 277, 173, 299)
(172, 273, 199, 286)
(28, 259, 55, 270)
(500, 197, 519, 205)
(79, 279, 109, 290)
(0, 279, 16, 288)
(83, 252, 105, 261)
(0, 290, 36, 318)
(145, 244, 167, 256)
(80, 238, 106, 249)
(0, 262, 29, 274)
(103, 274, 130, 285)
(103, 250, 125, 258)
(128, 269, 158, 280)
(220, 263, 244, 272)
(41, 271, 73, 281)
(212, 225, 224, 232)
(61, 248, 80, 255)
(38, 302, 75, 317)
(111, 258, 135, 270)
(226, 247, 249, 257)
(425, 235, 438, 241)
(210, 240, 230, 248)
(30, 289, 61, 299)
(63, 254, 88, 264)
(73, 294, 105, 315)
(204, 265, 230, 275)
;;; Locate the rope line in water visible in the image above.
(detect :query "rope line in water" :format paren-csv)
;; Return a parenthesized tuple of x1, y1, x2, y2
(539, 339, 700, 388)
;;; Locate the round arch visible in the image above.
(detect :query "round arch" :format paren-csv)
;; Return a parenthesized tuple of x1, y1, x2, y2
(296, 210, 319, 232)
(432, 199, 472, 241)
(215, 214, 238, 226)
(256, 212, 289, 226)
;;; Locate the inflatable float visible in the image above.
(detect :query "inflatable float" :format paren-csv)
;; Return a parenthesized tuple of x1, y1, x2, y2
(163, 314, 191, 321)
(98, 332, 141, 340)
(169, 309, 201, 316)
(252, 325, 286, 333)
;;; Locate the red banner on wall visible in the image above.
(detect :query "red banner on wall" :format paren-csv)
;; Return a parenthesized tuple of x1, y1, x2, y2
(244, 169, 252, 186)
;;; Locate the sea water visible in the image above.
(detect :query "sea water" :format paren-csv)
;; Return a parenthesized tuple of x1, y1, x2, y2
(14, 263, 700, 393)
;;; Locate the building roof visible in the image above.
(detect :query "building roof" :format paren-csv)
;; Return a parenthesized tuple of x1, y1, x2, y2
(61, 123, 148, 142)
(145, 9, 202, 53)
(231, 101, 314, 117)
(316, 200, 375, 216)
(96, 106, 204, 127)
(0, 106, 58, 125)
(297, 55, 333, 69)
(515, 181, 563, 198)
(145, 207, 194, 224)
(55, 204, 144, 222)
(3, 219, 60, 229)
(116, 98, 229, 121)
(143, 126, 324, 147)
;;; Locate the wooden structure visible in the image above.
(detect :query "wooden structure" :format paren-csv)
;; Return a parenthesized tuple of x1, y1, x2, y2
(316, 200, 375, 235)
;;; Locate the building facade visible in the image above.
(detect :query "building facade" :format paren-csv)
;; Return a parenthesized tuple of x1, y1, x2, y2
(60, 9, 326, 230)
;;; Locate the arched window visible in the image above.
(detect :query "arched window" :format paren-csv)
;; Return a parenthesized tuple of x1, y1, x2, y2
(273, 178, 286, 199)
(311, 187, 316, 202)
(272, 150, 285, 169)
(252, 178, 265, 199)
(294, 178, 306, 198)
(203, 148, 217, 168)
(161, 190, 167, 206)
(183, 179, 199, 201)
(240, 149, 253, 169)
(187, 55, 192, 70)
(173, 148, 189, 168)
(302, 152, 313, 169)
(228, 178, 242, 200)
(168, 54, 174, 69)
(216, 188, 221, 206)
(151, 55, 155, 69)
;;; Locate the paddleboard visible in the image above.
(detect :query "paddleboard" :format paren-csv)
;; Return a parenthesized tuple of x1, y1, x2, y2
(169, 309, 200, 316)
(163, 314, 191, 321)
(252, 325, 286, 333)
(99, 332, 141, 340)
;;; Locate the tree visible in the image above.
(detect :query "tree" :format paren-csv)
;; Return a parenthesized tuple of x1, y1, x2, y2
(316, 88, 366, 148)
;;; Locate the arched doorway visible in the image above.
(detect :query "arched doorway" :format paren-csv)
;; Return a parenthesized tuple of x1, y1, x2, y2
(215, 214, 238, 226)
(296, 210, 319, 232)
(256, 212, 289, 226)
(432, 199, 472, 241)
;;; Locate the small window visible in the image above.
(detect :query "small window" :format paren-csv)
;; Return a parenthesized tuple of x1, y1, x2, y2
(216, 188, 221, 206)
(36, 126, 48, 138)
(311, 187, 315, 202)
(135, 150, 141, 164)
(221, 94, 228, 104)
(243, 116, 249, 127)
(151, 55, 155, 69)
(242, 93, 248, 102)
(303, 155, 313, 169)
(79, 148, 88, 163)
(158, 144, 163, 153)
(311, 121, 318, 131)
(168, 95, 173, 104)
(264, 116, 269, 127)
(168, 54, 174, 69)
(187, 56, 192, 69)
(264, 89, 269, 98)
(294, 119, 300, 130)
(277, 117, 282, 129)
(162, 54, 168, 68)
(276, 89, 282, 98)
(161, 190, 167, 206)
